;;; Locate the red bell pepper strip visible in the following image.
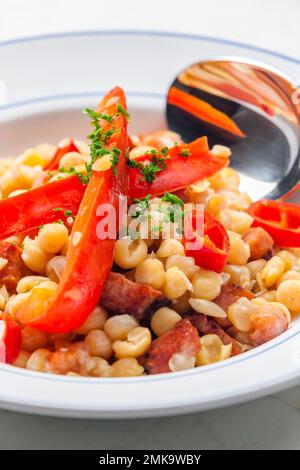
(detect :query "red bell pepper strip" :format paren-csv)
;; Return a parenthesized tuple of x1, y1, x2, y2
(167, 86, 246, 139)
(44, 139, 80, 171)
(183, 211, 230, 273)
(128, 136, 229, 199)
(0, 175, 85, 240)
(15, 87, 129, 333)
(0, 314, 22, 364)
(248, 199, 300, 247)
(0, 137, 229, 240)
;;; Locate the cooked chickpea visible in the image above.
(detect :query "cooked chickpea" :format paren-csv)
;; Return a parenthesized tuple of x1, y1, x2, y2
(251, 297, 267, 308)
(8, 189, 27, 198)
(26, 348, 51, 372)
(258, 290, 277, 302)
(14, 281, 57, 323)
(191, 270, 222, 300)
(276, 269, 300, 287)
(85, 330, 113, 359)
(37, 223, 69, 254)
(276, 279, 300, 312)
(163, 266, 192, 299)
(187, 180, 210, 204)
(13, 350, 31, 368)
(104, 314, 138, 341)
(262, 256, 285, 288)
(21, 238, 48, 273)
(86, 357, 113, 377)
(112, 358, 145, 377)
(5, 292, 30, 317)
(208, 167, 239, 190)
(277, 250, 298, 271)
(196, 334, 232, 366)
(135, 258, 166, 289)
(114, 238, 148, 269)
(227, 232, 250, 265)
(165, 255, 198, 279)
(151, 307, 182, 336)
(16, 276, 49, 294)
(129, 145, 155, 159)
(75, 306, 108, 335)
(112, 327, 152, 358)
(156, 239, 185, 258)
(21, 326, 49, 352)
(45, 255, 67, 282)
(246, 259, 267, 279)
(227, 297, 255, 332)
(224, 265, 251, 289)
(217, 209, 253, 235)
(206, 193, 225, 217)
(59, 151, 89, 171)
(0, 285, 9, 310)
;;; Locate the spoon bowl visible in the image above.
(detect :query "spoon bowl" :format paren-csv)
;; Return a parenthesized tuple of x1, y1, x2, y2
(166, 57, 300, 201)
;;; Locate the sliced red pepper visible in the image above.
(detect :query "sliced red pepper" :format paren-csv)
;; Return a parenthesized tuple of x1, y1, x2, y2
(0, 137, 229, 240)
(167, 86, 246, 139)
(0, 175, 85, 240)
(128, 136, 229, 199)
(248, 199, 300, 247)
(0, 314, 22, 364)
(183, 211, 230, 273)
(15, 87, 129, 333)
(44, 139, 80, 171)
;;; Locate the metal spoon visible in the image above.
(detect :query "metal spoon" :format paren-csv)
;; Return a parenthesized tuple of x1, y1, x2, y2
(166, 57, 300, 202)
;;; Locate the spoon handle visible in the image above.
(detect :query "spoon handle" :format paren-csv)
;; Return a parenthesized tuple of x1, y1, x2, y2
(277, 180, 300, 204)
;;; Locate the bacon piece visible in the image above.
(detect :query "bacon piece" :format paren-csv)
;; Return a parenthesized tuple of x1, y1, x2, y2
(101, 272, 171, 321)
(186, 313, 243, 356)
(214, 283, 254, 328)
(140, 319, 200, 374)
(0, 242, 24, 290)
(243, 227, 274, 261)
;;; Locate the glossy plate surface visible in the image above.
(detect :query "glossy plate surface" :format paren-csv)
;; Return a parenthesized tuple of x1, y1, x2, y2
(0, 31, 300, 418)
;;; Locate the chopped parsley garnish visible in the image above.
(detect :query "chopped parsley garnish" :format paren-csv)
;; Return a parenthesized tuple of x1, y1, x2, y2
(116, 103, 131, 122)
(83, 107, 113, 124)
(179, 149, 191, 158)
(53, 207, 63, 212)
(111, 147, 121, 176)
(127, 152, 169, 184)
(132, 195, 151, 219)
(160, 146, 169, 156)
(162, 192, 184, 206)
(64, 209, 73, 217)
(60, 105, 125, 183)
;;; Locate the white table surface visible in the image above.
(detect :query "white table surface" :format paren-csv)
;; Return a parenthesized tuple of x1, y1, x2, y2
(1, 0, 300, 450)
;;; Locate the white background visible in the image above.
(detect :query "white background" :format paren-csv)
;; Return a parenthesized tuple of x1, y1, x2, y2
(1, 0, 300, 450)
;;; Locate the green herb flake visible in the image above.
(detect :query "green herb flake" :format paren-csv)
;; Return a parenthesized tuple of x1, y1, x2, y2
(64, 210, 73, 217)
(162, 192, 184, 206)
(116, 103, 131, 122)
(179, 148, 191, 158)
(132, 194, 151, 219)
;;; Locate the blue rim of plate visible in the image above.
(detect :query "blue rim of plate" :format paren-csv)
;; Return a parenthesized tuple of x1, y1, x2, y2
(0, 29, 300, 385)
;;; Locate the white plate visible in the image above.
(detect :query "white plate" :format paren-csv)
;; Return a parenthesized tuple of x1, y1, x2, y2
(0, 31, 300, 418)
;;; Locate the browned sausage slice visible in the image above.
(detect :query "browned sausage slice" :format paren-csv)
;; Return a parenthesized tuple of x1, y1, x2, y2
(101, 272, 171, 321)
(0, 242, 24, 290)
(140, 319, 200, 374)
(243, 227, 274, 260)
